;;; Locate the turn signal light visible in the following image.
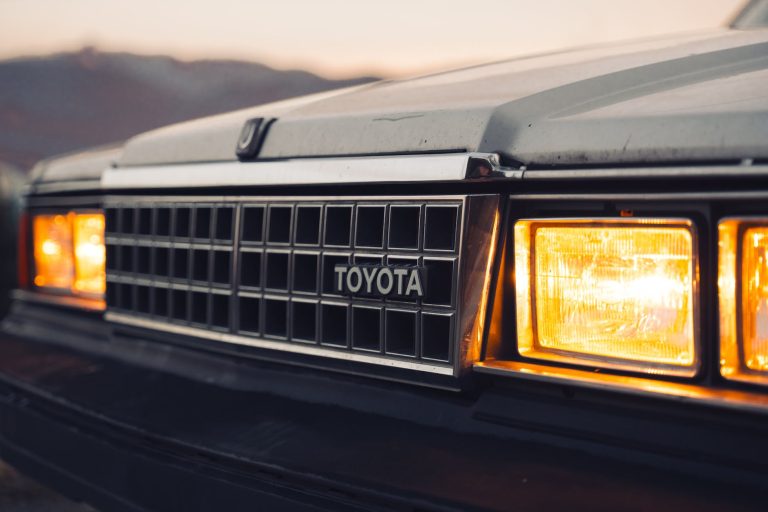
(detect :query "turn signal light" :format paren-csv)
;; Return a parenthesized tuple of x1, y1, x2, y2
(32, 211, 105, 303)
(514, 219, 698, 376)
(719, 219, 768, 385)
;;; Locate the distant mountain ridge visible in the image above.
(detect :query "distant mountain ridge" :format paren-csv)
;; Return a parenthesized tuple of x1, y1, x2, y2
(0, 47, 378, 170)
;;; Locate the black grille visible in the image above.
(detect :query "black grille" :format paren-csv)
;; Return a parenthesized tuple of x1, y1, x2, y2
(106, 199, 462, 366)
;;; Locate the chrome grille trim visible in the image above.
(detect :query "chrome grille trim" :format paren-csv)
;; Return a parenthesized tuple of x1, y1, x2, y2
(104, 194, 500, 378)
(101, 153, 503, 189)
(106, 312, 456, 375)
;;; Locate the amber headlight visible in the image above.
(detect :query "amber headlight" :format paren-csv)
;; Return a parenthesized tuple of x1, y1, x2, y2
(32, 211, 105, 303)
(72, 213, 106, 295)
(719, 218, 768, 385)
(33, 214, 75, 290)
(514, 218, 699, 376)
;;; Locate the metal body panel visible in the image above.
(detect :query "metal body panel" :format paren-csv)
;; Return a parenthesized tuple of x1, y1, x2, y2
(475, 360, 768, 415)
(108, 29, 768, 170)
(29, 144, 121, 191)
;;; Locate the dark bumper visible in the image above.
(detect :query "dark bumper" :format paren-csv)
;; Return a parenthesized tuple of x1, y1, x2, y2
(0, 301, 766, 512)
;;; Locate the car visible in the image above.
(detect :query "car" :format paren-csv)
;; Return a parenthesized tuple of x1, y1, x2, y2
(1, 4, 767, 511)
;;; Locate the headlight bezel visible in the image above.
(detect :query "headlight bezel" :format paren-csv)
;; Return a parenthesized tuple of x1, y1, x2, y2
(480, 197, 717, 387)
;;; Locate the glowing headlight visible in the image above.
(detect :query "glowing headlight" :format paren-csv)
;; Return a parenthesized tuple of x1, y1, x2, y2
(73, 213, 106, 295)
(719, 219, 768, 385)
(514, 219, 698, 376)
(32, 211, 105, 303)
(33, 214, 74, 290)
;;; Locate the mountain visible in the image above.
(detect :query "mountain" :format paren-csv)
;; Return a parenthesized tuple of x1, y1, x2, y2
(0, 47, 378, 170)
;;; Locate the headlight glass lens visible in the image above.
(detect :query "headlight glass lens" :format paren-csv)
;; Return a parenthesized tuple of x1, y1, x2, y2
(740, 227, 768, 372)
(32, 211, 105, 302)
(73, 213, 106, 295)
(515, 219, 698, 375)
(719, 219, 768, 384)
(33, 214, 74, 290)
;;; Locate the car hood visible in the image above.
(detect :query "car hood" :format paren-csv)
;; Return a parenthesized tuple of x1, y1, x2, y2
(117, 28, 768, 168)
(29, 143, 122, 192)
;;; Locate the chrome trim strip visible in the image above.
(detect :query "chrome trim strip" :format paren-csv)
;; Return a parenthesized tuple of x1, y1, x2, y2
(103, 194, 466, 203)
(474, 361, 768, 415)
(107, 312, 454, 375)
(102, 153, 498, 189)
(12, 289, 105, 312)
(509, 191, 768, 201)
(521, 164, 768, 180)
(454, 195, 500, 375)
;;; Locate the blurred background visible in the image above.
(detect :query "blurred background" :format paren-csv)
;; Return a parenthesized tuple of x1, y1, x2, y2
(0, 0, 752, 509)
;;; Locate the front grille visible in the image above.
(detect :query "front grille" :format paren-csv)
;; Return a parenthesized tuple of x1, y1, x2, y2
(104, 196, 483, 375)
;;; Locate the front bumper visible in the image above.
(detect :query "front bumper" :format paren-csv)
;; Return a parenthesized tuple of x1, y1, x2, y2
(0, 300, 766, 512)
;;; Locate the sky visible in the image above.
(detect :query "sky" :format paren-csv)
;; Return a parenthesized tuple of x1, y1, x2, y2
(0, 0, 747, 79)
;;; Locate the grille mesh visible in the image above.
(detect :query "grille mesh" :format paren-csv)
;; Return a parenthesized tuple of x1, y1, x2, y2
(106, 199, 461, 365)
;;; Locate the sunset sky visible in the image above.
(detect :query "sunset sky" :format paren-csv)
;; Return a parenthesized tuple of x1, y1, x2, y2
(0, 0, 747, 78)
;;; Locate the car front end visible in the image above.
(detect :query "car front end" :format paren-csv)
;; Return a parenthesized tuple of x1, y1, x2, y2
(2, 24, 768, 512)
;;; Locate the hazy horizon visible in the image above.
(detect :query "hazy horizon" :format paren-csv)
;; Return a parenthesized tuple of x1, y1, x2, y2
(0, 0, 746, 79)
(0, 46, 383, 79)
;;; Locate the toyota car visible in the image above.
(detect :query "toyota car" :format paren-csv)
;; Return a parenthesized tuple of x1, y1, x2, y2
(1, 5, 767, 511)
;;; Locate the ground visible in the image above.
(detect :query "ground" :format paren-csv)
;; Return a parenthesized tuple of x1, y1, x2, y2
(0, 461, 95, 511)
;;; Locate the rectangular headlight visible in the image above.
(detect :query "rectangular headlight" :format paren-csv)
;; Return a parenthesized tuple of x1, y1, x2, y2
(33, 214, 74, 290)
(514, 218, 698, 376)
(719, 218, 768, 385)
(32, 211, 105, 303)
(72, 213, 106, 296)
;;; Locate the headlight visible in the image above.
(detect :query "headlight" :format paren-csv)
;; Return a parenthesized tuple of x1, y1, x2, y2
(514, 218, 698, 376)
(719, 218, 768, 385)
(33, 214, 74, 290)
(72, 213, 106, 295)
(32, 211, 105, 304)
